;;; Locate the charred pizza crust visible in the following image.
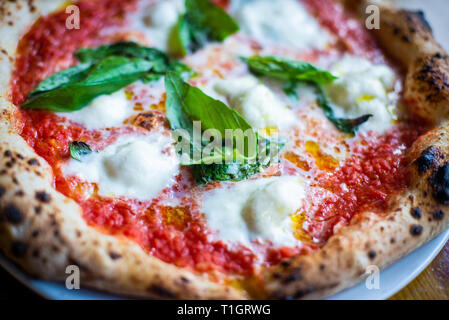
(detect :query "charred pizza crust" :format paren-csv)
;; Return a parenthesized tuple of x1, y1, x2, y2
(0, 0, 448, 299)
(264, 0, 449, 299)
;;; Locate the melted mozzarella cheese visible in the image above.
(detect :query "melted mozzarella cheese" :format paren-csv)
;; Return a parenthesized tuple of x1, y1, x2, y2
(213, 76, 296, 129)
(324, 55, 398, 133)
(64, 133, 179, 200)
(231, 0, 330, 50)
(58, 89, 135, 130)
(133, 0, 185, 51)
(202, 176, 306, 248)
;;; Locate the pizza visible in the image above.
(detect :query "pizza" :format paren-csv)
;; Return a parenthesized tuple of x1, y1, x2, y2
(0, 0, 449, 300)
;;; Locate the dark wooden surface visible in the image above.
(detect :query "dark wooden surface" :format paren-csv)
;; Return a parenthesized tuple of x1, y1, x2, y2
(391, 240, 449, 300)
(0, 241, 448, 300)
(0, 267, 40, 300)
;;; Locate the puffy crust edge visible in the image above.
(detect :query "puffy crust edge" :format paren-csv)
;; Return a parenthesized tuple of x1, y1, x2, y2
(0, 0, 243, 300)
(1, 0, 449, 300)
(263, 0, 449, 299)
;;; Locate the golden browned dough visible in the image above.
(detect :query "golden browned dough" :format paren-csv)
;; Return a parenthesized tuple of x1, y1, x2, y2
(263, 0, 449, 299)
(0, 0, 243, 300)
(0, 0, 448, 299)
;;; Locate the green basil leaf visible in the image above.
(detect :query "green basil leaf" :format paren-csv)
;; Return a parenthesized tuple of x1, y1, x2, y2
(170, 16, 191, 57)
(28, 63, 92, 99)
(242, 55, 337, 84)
(76, 41, 192, 77)
(190, 137, 284, 184)
(170, 0, 239, 56)
(186, 0, 239, 42)
(165, 71, 252, 136)
(69, 141, 92, 161)
(23, 41, 192, 111)
(242, 55, 370, 134)
(316, 86, 372, 134)
(191, 162, 264, 184)
(22, 57, 151, 111)
(31, 42, 170, 98)
(81, 56, 152, 84)
(164, 72, 195, 133)
(22, 78, 138, 112)
(168, 59, 196, 79)
(165, 72, 284, 183)
(76, 42, 166, 66)
(282, 80, 300, 100)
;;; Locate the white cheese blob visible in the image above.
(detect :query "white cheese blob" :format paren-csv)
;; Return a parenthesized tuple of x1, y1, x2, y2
(58, 89, 135, 130)
(231, 0, 330, 50)
(202, 176, 306, 248)
(134, 0, 185, 51)
(64, 134, 179, 200)
(213, 76, 296, 129)
(324, 55, 398, 133)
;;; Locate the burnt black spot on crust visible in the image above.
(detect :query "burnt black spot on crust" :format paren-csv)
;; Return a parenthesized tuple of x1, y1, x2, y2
(272, 273, 282, 279)
(180, 276, 190, 283)
(402, 35, 411, 42)
(27, 159, 39, 166)
(15, 190, 24, 197)
(414, 10, 432, 32)
(410, 224, 423, 236)
(148, 285, 177, 299)
(277, 282, 337, 300)
(3, 204, 23, 224)
(430, 163, 449, 204)
(11, 241, 27, 257)
(280, 260, 291, 268)
(282, 273, 301, 284)
(35, 191, 51, 203)
(415, 54, 449, 103)
(31, 248, 40, 258)
(368, 250, 377, 260)
(290, 287, 317, 300)
(26, 0, 37, 13)
(411, 207, 422, 219)
(433, 210, 444, 221)
(319, 264, 326, 271)
(415, 146, 440, 174)
(109, 252, 122, 260)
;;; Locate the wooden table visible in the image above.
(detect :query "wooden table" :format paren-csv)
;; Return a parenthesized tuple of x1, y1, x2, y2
(1, 241, 448, 300)
(391, 240, 449, 300)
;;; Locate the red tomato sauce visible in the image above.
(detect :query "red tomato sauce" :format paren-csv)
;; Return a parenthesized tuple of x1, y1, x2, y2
(10, 0, 139, 107)
(302, 0, 384, 61)
(306, 126, 422, 243)
(10, 0, 421, 277)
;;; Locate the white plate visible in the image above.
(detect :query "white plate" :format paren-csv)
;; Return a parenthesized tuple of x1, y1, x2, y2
(2, 0, 449, 301)
(1, 229, 448, 300)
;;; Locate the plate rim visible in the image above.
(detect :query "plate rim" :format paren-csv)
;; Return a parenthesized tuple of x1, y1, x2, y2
(1, 228, 448, 300)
